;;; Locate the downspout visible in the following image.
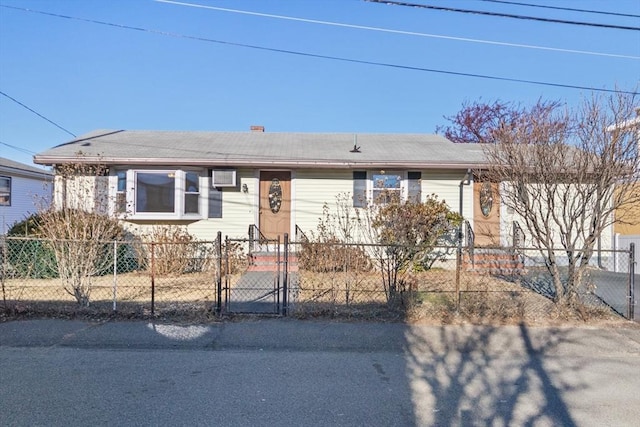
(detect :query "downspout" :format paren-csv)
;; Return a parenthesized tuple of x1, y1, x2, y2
(456, 169, 472, 312)
(458, 169, 472, 247)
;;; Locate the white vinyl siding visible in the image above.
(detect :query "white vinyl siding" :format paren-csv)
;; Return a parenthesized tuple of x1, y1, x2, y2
(295, 169, 472, 238)
(499, 181, 614, 252)
(294, 169, 353, 234)
(422, 171, 473, 219)
(0, 173, 52, 234)
(186, 169, 256, 239)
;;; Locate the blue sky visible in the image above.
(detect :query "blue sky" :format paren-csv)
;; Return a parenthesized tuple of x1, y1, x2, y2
(1, 0, 638, 167)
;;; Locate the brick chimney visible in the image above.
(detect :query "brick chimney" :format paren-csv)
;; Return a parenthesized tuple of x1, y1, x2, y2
(250, 125, 265, 132)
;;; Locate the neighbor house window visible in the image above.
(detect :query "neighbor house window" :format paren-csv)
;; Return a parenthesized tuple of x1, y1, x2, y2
(0, 176, 10, 206)
(114, 169, 205, 219)
(352, 171, 422, 206)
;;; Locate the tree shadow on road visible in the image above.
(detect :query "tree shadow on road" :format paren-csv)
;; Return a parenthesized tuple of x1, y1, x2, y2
(403, 324, 584, 426)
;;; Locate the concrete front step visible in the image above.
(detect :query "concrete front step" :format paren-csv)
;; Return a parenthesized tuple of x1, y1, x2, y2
(247, 252, 299, 272)
(463, 249, 525, 275)
(465, 268, 526, 276)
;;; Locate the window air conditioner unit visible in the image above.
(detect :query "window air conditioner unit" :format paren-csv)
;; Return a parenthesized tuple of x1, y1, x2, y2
(211, 169, 237, 187)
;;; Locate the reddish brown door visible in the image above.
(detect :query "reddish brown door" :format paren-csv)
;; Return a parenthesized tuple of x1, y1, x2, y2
(473, 181, 501, 247)
(259, 171, 291, 239)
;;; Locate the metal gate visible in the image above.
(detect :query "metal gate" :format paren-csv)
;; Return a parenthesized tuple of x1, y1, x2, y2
(218, 234, 290, 315)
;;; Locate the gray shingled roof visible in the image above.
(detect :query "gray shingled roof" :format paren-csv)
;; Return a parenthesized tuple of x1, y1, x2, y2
(0, 156, 52, 177)
(34, 129, 488, 169)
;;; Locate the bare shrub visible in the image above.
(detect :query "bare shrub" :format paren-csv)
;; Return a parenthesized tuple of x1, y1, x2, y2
(37, 209, 125, 306)
(141, 226, 214, 276)
(299, 239, 372, 273)
(222, 240, 247, 274)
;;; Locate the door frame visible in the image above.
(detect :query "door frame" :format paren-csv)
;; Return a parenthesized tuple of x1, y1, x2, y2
(473, 180, 501, 247)
(256, 169, 294, 239)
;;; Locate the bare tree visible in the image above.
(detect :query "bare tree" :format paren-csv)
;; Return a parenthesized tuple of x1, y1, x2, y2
(481, 92, 639, 312)
(436, 99, 562, 144)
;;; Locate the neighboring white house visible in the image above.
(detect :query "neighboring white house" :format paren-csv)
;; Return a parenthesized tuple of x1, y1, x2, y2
(0, 157, 53, 234)
(33, 129, 489, 242)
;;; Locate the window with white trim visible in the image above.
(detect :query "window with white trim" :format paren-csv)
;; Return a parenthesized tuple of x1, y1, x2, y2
(0, 176, 10, 206)
(372, 172, 403, 204)
(184, 171, 200, 214)
(136, 172, 176, 213)
(352, 171, 421, 206)
(114, 169, 205, 219)
(115, 171, 126, 213)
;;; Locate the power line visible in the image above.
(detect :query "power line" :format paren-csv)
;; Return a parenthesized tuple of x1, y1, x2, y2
(155, 0, 639, 59)
(476, 0, 640, 19)
(0, 90, 76, 137)
(0, 140, 36, 156)
(0, 5, 636, 95)
(365, 0, 640, 31)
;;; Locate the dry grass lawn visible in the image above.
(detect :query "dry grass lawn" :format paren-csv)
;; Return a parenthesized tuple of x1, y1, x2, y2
(1, 266, 624, 325)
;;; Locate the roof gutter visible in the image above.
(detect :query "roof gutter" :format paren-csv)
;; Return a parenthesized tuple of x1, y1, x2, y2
(33, 156, 488, 170)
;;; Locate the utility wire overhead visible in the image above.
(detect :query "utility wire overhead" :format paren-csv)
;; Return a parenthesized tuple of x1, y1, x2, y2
(0, 5, 636, 96)
(0, 140, 36, 156)
(365, 0, 640, 31)
(0, 90, 76, 138)
(155, 0, 639, 60)
(476, 0, 640, 19)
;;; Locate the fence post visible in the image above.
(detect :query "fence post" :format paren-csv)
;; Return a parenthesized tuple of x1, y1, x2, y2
(216, 231, 222, 315)
(276, 235, 281, 314)
(629, 243, 635, 321)
(283, 233, 288, 317)
(224, 236, 230, 310)
(1, 236, 7, 311)
(455, 249, 461, 312)
(112, 240, 118, 312)
(151, 242, 155, 315)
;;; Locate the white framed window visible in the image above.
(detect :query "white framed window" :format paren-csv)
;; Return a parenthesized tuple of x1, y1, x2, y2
(353, 170, 422, 207)
(184, 171, 200, 214)
(136, 171, 176, 213)
(0, 176, 10, 206)
(371, 171, 403, 204)
(113, 169, 205, 219)
(115, 170, 127, 213)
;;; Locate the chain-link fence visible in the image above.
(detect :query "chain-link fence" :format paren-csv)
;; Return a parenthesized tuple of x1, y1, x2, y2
(515, 247, 637, 319)
(288, 240, 633, 321)
(1, 236, 221, 319)
(1, 235, 636, 321)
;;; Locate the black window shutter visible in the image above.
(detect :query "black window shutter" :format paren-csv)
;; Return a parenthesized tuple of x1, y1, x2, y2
(407, 171, 422, 202)
(353, 171, 367, 208)
(208, 187, 223, 218)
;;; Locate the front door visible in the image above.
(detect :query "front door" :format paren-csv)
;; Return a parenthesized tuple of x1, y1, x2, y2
(473, 181, 501, 246)
(259, 171, 291, 239)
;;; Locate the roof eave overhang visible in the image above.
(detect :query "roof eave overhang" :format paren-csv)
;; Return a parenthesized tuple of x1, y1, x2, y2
(33, 156, 487, 170)
(0, 165, 53, 179)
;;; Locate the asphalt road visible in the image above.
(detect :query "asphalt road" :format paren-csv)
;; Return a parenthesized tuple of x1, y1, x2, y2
(1, 319, 640, 426)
